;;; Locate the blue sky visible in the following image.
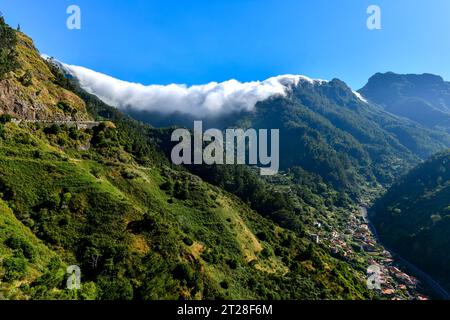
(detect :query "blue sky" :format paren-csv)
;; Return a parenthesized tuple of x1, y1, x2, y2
(1, 0, 450, 89)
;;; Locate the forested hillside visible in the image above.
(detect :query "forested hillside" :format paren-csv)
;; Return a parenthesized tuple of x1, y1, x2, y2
(234, 79, 450, 197)
(119, 74, 450, 199)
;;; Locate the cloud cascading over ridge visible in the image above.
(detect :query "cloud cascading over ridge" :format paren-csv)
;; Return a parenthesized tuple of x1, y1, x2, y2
(63, 63, 329, 117)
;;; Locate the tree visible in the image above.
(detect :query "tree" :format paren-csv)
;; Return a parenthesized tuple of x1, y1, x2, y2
(3, 257, 27, 281)
(0, 114, 12, 124)
(20, 69, 33, 86)
(44, 124, 61, 135)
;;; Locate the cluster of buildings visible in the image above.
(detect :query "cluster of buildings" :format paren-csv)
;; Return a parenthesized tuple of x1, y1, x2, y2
(310, 207, 430, 300)
(270, 176, 433, 300)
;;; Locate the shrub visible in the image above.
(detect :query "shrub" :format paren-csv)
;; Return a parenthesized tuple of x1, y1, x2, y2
(30, 257, 65, 292)
(32, 150, 42, 159)
(201, 251, 218, 264)
(182, 237, 193, 246)
(256, 231, 268, 241)
(260, 248, 271, 259)
(2, 257, 27, 281)
(57, 101, 73, 114)
(172, 263, 194, 285)
(5, 236, 36, 260)
(68, 126, 79, 140)
(0, 114, 12, 124)
(226, 259, 238, 270)
(80, 282, 99, 300)
(159, 180, 174, 194)
(44, 124, 61, 135)
(174, 181, 189, 200)
(97, 277, 133, 300)
(0, 124, 5, 139)
(220, 280, 229, 290)
(20, 69, 33, 86)
(122, 169, 138, 180)
(90, 167, 101, 178)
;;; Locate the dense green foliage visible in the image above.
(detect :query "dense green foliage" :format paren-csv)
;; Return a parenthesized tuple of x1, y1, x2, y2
(0, 117, 375, 300)
(185, 164, 352, 236)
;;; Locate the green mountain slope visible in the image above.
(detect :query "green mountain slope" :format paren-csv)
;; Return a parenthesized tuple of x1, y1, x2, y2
(234, 79, 450, 196)
(0, 100, 376, 300)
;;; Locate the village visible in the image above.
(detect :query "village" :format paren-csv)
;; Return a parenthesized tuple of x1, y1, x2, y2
(263, 171, 433, 300)
(311, 206, 430, 300)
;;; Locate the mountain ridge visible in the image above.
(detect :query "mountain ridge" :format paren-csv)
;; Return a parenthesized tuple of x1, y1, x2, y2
(359, 72, 450, 133)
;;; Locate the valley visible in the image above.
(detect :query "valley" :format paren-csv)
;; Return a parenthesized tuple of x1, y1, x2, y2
(1, 13, 450, 301)
(263, 175, 442, 300)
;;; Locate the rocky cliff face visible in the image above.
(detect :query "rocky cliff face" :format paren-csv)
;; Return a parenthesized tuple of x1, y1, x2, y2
(0, 32, 91, 121)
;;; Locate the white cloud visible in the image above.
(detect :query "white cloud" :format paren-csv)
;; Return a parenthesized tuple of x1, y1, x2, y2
(62, 63, 328, 117)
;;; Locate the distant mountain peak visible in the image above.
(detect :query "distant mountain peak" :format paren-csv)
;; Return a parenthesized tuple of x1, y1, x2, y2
(359, 72, 450, 132)
(366, 72, 446, 87)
